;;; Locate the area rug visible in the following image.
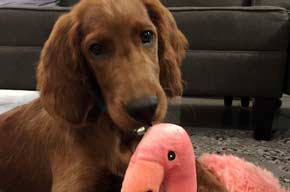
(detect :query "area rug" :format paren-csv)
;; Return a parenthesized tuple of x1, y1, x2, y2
(166, 97, 290, 188)
(187, 127, 290, 188)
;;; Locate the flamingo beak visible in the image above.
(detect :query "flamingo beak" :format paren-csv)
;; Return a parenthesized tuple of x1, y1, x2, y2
(121, 160, 164, 192)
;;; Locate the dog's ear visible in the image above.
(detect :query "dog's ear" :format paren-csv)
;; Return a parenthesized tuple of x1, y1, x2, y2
(144, 0, 188, 97)
(37, 13, 95, 124)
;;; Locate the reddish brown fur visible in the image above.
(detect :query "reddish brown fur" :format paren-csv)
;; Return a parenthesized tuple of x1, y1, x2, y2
(0, 0, 187, 191)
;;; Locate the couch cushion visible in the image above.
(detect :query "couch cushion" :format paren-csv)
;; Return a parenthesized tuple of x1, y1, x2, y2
(0, 6, 68, 46)
(58, 0, 78, 7)
(252, 0, 290, 10)
(0, 46, 40, 90)
(182, 50, 287, 97)
(170, 6, 289, 51)
(56, 0, 252, 8)
(161, 0, 251, 7)
(0, 6, 69, 90)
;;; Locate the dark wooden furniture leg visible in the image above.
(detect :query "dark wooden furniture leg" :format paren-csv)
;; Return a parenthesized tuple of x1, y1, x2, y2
(241, 97, 250, 108)
(224, 96, 233, 107)
(253, 98, 281, 140)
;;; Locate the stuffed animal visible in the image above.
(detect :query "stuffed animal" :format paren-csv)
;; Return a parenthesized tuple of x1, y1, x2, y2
(121, 123, 288, 192)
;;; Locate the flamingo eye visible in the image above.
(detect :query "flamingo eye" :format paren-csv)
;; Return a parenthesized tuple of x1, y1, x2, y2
(168, 151, 176, 161)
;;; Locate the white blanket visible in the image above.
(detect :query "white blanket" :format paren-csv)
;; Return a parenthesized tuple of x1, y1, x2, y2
(0, 90, 39, 114)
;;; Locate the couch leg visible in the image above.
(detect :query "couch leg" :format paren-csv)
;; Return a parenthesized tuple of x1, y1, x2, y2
(224, 96, 233, 107)
(253, 98, 281, 140)
(241, 97, 250, 108)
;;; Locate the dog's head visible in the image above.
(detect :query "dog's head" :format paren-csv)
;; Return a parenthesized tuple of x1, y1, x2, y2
(37, 0, 188, 132)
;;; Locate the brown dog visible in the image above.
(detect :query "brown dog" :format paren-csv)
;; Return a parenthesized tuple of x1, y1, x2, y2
(0, 0, 187, 191)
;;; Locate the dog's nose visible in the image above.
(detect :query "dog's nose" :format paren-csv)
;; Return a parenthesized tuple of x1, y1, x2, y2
(126, 96, 158, 125)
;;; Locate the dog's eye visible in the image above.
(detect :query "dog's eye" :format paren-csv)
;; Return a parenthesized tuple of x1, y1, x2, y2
(168, 151, 176, 161)
(140, 30, 154, 45)
(90, 43, 103, 56)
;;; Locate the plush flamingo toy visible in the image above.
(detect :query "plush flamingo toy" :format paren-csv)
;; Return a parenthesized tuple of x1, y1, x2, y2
(121, 123, 288, 192)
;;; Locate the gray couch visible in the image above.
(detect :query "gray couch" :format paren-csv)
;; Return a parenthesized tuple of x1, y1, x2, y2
(0, 0, 289, 140)
(162, 0, 290, 140)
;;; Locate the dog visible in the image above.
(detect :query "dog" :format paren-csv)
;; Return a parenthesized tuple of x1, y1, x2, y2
(0, 0, 187, 191)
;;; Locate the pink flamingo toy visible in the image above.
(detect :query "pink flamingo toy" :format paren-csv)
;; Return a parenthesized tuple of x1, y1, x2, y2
(121, 123, 288, 192)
